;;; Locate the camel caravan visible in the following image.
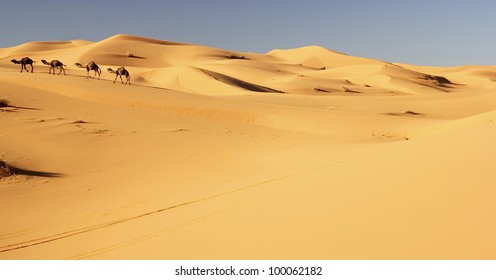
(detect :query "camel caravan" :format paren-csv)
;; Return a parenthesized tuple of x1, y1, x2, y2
(10, 57, 131, 85)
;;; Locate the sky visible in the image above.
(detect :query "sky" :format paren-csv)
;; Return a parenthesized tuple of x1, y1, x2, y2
(1, 0, 495, 66)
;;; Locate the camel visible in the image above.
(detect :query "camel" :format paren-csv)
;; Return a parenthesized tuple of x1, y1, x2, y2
(107, 67, 131, 85)
(11, 57, 34, 73)
(75, 61, 101, 79)
(41, 59, 66, 75)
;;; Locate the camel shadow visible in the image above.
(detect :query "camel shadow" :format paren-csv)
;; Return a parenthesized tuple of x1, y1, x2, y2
(8, 165, 64, 178)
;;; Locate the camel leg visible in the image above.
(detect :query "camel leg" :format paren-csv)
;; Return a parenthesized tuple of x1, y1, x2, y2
(113, 74, 118, 83)
(30, 64, 34, 73)
(87, 70, 90, 79)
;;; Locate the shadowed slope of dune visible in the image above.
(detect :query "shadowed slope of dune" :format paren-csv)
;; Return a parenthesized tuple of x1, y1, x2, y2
(199, 68, 284, 93)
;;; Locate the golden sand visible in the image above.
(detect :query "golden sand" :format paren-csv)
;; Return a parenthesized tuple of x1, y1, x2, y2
(1, 34, 495, 259)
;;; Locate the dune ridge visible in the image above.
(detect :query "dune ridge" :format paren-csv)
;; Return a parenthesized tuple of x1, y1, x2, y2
(1, 34, 496, 259)
(1, 33, 476, 95)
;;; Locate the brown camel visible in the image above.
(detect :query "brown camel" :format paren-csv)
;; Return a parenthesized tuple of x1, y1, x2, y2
(75, 61, 101, 79)
(11, 57, 34, 73)
(107, 67, 131, 85)
(41, 60, 66, 75)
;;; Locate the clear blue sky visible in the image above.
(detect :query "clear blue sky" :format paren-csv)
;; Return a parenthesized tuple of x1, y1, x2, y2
(1, 0, 495, 66)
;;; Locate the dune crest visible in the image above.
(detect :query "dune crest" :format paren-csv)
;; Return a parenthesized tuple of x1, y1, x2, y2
(1, 33, 483, 95)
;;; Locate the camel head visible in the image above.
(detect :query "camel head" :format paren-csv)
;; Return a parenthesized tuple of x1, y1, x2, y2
(75, 63, 83, 68)
(107, 68, 115, 74)
(41, 59, 49, 65)
(11, 59, 20, 64)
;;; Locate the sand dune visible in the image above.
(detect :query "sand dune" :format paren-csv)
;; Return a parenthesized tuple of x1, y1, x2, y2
(1, 34, 496, 259)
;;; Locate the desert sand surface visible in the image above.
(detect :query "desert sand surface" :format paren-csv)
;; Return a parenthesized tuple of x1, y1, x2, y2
(1, 34, 495, 259)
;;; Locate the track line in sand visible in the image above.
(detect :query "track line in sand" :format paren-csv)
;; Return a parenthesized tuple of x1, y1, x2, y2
(0, 161, 344, 254)
(66, 207, 232, 259)
(0, 200, 150, 241)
